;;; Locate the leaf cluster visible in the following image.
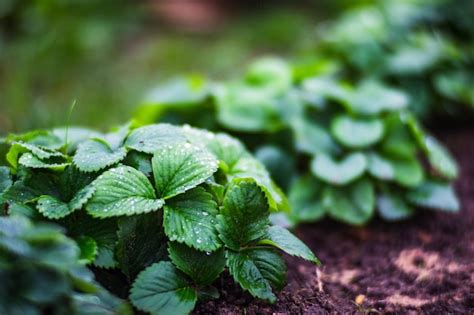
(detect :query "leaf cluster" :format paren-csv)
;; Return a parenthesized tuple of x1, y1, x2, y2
(0, 123, 317, 315)
(0, 215, 130, 315)
(135, 56, 460, 225)
(316, 0, 474, 118)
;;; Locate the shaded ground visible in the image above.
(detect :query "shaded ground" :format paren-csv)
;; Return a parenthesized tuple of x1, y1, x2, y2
(194, 129, 474, 314)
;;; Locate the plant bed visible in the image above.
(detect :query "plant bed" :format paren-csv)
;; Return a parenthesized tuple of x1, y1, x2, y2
(138, 57, 461, 227)
(193, 129, 474, 314)
(0, 123, 319, 315)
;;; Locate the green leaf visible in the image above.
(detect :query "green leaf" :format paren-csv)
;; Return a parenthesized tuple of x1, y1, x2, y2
(68, 269, 101, 293)
(7, 142, 64, 169)
(288, 176, 325, 222)
(423, 136, 458, 180)
(37, 196, 75, 219)
(0, 166, 12, 200)
(5, 130, 63, 149)
(407, 181, 459, 212)
(255, 145, 295, 191)
(12, 142, 63, 160)
(387, 34, 445, 75)
(227, 249, 285, 303)
(59, 166, 97, 201)
(74, 139, 127, 172)
(377, 192, 414, 221)
(123, 151, 153, 177)
(104, 124, 132, 150)
(22, 267, 71, 304)
(18, 153, 70, 170)
(302, 76, 349, 104)
(2, 173, 54, 204)
(130, 262, 197, 315)
(168, 242, 225, 286)
(331, 115, 384, 148)
(76, 236, 98, 264)
(72, 291, 132, 315)
(0, 215, 31, 236)
(350, 81, 409, 115)
(403, 105, 452, 177)
(291, 119, 338, 155)
(181, 126, 250, 171)
(322, 178, 375, 225)
(69, 185, 96, 211)
(6, 166, 94, 218)
(7, 202, 40, 219)
(229, 157, 288, 212)
(259, 226, 319, 264)
(215, 84, 284, 132)
(203, 181, 225, 205)
(311, 152, 367, 185)
(116, 213, 167, 280)
(405, 113, 426, 147)
(391, 156, 424, 187)
(87, 166, 164, 218)
(62, 212, 119, 269)
(164, 187, 220, 252)
(367, 153, 395, 180)
(245, 57, 292, 93)
(37, 185, 95, 219)
(20, 226, 80, 270)
(201, 133, 249, 170)
(0, 216, 119, 314)
(381, 114, 417, 158)
(435, 70, 474, 104)
(33, 165, 96, 219)
(217, 179, 270, 251)
(125, 124, 187, 154)
(137, 76, 209, 124)
(152, 142, 218, 199)
(197, 286, 220, 301)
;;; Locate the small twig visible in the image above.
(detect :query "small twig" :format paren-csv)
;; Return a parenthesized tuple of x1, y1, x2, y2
(315, 267, 324, 292)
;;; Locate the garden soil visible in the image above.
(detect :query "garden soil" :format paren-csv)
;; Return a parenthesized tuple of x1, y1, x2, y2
(193, 129, 474, 314)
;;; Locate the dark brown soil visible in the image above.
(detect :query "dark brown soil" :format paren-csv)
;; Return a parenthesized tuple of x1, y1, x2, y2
(194, 129, 474, 314)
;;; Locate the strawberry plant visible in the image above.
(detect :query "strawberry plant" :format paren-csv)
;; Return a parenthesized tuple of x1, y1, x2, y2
(0, 123, 318, 314)
(315, 0, 474, 119)
(136, 57, 460, 225)
(0, 215, 130, 314)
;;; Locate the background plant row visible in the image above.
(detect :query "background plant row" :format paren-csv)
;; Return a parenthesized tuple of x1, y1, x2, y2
(136, 55, 460, 225)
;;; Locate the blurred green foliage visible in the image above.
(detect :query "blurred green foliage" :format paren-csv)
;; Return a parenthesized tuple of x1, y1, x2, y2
(1, 0, 472, 136)
(0, 215, 130, 314)
(0, 0, 147, 133)
(136, 57, 460, 225)
(0, 0, 320, 134)
(315, 0, 474, 119)
(133, 0, 472, 225)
